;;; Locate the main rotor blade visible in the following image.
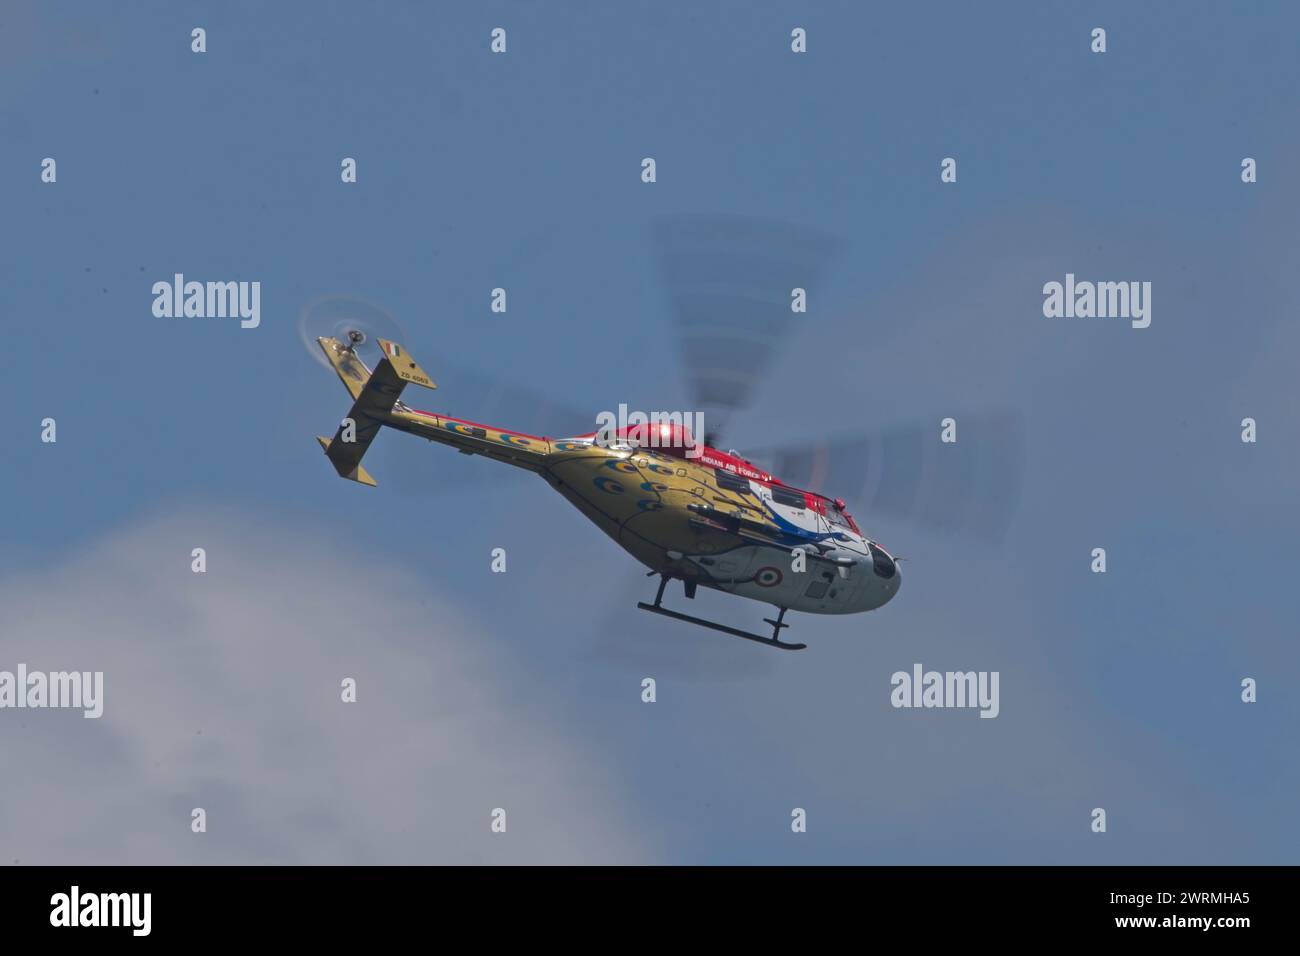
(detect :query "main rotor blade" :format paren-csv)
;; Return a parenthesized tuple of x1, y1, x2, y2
(651, 216, 842, 446)
(380, 360, 599, 498)
(745, 410, 1025, 543)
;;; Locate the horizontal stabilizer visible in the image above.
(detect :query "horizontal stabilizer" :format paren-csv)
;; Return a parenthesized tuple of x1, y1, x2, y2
(318, 337, 372, 401)
(376, 339, 435, 389)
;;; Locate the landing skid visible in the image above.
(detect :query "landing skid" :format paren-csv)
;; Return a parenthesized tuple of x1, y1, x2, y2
(635, 575, 807, 651)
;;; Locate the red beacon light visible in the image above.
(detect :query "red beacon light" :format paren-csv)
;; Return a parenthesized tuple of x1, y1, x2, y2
(622, 421, 696, 457)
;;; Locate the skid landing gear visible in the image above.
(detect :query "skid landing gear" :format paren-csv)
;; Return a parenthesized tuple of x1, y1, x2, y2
(635, 574, 807, 651)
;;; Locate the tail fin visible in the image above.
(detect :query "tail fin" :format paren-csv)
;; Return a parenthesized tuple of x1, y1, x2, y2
(316, 337, 435, 486)
(315, 435, 376, 486)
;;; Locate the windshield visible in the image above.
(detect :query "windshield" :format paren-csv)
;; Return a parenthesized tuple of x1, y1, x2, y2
(825, 506, 853, 530)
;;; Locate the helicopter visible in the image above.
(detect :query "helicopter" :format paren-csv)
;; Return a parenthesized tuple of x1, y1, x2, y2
(313, 331, 900, 650)
(303, 217, 1023, 658)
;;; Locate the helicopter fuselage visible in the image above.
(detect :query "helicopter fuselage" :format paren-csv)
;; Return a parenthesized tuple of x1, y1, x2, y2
(314, 334, 900, 621)
(538, 439, 901, 616)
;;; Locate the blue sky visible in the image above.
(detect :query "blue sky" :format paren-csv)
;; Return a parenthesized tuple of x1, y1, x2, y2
(1, 1, 1297, 863)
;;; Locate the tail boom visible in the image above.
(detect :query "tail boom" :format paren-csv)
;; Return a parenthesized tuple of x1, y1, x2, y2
(315, 337, 551, 486)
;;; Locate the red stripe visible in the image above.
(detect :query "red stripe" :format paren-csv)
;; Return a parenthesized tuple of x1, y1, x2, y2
(404, 409, 549, 442)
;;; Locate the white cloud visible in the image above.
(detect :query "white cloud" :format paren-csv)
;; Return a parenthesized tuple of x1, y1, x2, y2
(0, 506, 652, 864)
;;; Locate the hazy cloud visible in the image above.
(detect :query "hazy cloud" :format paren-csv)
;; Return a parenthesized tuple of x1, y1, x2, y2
(0, 506, 653, 864)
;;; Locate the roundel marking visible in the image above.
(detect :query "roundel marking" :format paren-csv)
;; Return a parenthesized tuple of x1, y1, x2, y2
(640, 481, 669, 493)
(498, 433, 532, 447)
(647, 463, 675, 475)
(553, 441, 587, 451)
(636, 499, 664, 511)
(593, 476, 626, 495)
(755, 566, 784, 588)
(604, 459, 639, 473)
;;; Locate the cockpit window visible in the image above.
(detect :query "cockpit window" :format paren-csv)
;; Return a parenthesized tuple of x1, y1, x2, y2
(825, 507, 853, 530)
(869, 543, 896, 579)
(770, 486, 805, 509)
(714, 469, 751, 494)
